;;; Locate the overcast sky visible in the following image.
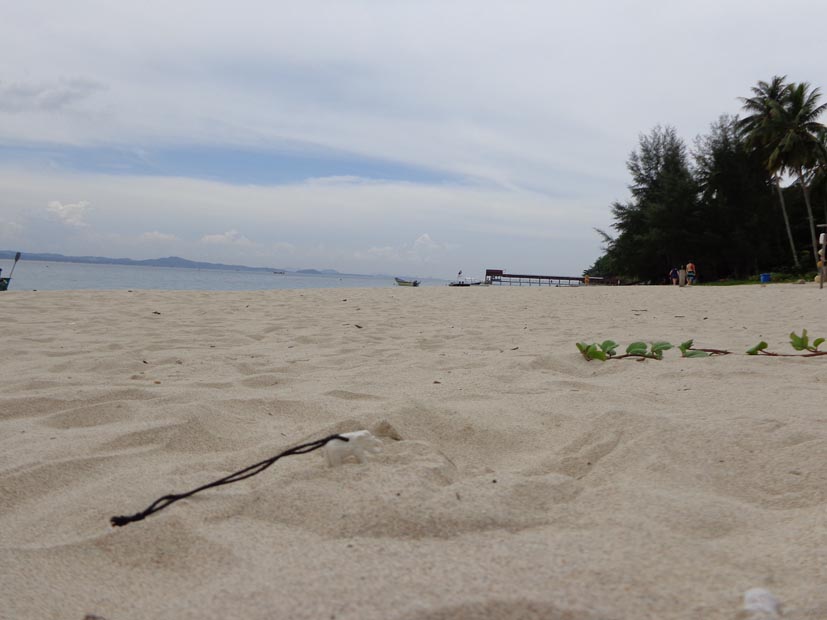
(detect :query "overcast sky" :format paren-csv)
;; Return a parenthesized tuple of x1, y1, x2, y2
(1, 1, 825, 278)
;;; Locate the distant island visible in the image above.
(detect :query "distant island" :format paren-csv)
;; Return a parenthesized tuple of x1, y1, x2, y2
(0, 251, 342, 275)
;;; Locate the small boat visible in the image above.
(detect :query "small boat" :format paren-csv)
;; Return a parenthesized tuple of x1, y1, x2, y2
(273, 270, 286, 274)
(0, 252, 21, 292)
(448, 277, 482, 287)
(395, 277, 420, 287)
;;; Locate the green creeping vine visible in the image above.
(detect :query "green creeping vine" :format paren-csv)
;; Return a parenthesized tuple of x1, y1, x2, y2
(578, 331, 825, 361)
(576, 339, 726, 361)
(575, 340, 673, 361)
(747, 330, 827, 357)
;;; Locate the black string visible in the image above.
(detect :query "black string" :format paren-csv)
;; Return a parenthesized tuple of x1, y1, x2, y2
(110, 433, 348, 527)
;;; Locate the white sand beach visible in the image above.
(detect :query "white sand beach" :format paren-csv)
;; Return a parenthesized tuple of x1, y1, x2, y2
(1, 284, 825, 620)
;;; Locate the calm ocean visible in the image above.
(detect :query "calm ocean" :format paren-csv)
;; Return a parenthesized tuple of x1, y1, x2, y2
(0, 260, 445, 291)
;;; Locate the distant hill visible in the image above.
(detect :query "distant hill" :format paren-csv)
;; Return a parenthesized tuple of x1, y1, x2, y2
(295, 268, 340, 275)
(0, 251, 423, 279)
(0, 251, 306, 274)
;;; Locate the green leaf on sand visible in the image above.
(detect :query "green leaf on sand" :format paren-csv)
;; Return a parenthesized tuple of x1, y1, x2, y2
(678, 339, 706, 357)
(789, 330, 808, 351)
(626, 342, 648, 356)
(650, 341, 673, 359)
(576, 342, 610, 361)
(587, 344, 606, 361)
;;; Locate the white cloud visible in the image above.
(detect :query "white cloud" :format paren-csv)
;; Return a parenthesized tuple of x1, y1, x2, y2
(269, 241, 295, 253)
(0, 78, 105, 113)
(200, 229, 253, 246)
(413, 233, 439, 251)
(47, 200, 91, 227)
(141, 231, 178, 242)
(362, 246, 399, 261)
(2, 1, 824, 195)
(0, 219, 24, 243)
(358, 233, 449, 265)
(305, 176, 369, 186)
(0, 168, 605, 277)
(2, 0, 824, 279)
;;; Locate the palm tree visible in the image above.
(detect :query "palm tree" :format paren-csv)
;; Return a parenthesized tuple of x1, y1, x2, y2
(810, 127, 827, 252)
(770, 82, 827, 265)
(738, 76, 799, 268)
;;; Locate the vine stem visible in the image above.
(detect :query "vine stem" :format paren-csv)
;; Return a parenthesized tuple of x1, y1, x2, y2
(689, 347, 731, 355)
(757, 350, 827, 357)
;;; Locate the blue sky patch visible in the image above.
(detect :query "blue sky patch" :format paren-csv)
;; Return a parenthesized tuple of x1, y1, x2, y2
(0, 142, 457, 186)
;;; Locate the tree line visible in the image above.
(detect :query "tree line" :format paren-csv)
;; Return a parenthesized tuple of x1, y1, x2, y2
(587, 76, 827, 283)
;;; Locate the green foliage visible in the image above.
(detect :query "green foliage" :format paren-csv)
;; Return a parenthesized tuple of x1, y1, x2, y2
(694, 116, 787, 279)
(789, 329, 810, 350)
(746, 341, 768, 355)
(576, 340, 619, 361)
(583, 249, 617, 278)
(679, 340, 709, 358)
(650, 341, 673, 358)
(789, 329, 825, 352)
(748, 330, 825, 355)
(578, 340, 674, 360)
(621, 341, 673, 359)
(579, 331, 827, 360)
(585, 344, 606, 361)
(589, 74, 827, 282)
(625, 341, 648, 356)
(622, 340, 673, 359)
(594, 126, 700, 283)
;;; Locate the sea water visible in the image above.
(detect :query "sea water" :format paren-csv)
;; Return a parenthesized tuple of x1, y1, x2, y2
(0, 260, 445, 291)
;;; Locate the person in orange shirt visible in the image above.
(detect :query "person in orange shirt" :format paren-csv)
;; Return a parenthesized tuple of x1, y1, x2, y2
(686, 261, 697, 285)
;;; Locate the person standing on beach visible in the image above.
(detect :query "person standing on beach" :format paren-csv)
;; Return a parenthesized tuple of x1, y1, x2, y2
(678, 265, 687, 287)
(669, 267, 679, 285)
(686, 261, 696, 285)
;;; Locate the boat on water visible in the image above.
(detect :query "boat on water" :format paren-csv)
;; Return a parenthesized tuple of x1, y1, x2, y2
(448, 269, 481, 287)
(394, 277, 420, 287)
(0, 252, 21, 291)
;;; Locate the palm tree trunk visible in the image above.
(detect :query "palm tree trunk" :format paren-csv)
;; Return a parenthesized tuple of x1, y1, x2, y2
(798, 172, 819, 267)
(775, 179, 800, 268)
(823, 195, 827, 234)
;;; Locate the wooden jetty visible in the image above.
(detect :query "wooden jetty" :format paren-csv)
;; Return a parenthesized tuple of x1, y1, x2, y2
(484, 269, 620, 286)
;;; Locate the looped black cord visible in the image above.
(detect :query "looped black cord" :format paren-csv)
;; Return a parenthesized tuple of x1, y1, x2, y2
(110, 433, 348, 527)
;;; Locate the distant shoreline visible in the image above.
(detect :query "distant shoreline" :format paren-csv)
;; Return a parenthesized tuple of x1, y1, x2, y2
(0, 250, 346, 276)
